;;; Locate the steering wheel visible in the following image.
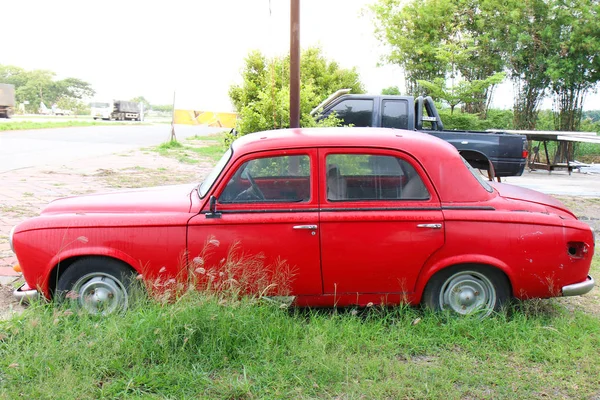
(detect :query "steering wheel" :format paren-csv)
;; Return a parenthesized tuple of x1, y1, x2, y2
(245, 172, 265, 200)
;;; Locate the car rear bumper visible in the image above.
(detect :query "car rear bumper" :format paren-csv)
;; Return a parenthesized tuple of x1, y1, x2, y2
(562, 275, 594, 297)
(13, 283, 40, 303)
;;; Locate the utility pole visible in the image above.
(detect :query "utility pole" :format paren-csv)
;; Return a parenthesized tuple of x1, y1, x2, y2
(170, 90, 177, 142)
(290, 0, 300, 128)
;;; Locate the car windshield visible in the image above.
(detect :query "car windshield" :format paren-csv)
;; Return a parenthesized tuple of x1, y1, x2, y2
(198, 148, 232, 198)
(461, 156, 494, 193)
(90, 102, 110, 108)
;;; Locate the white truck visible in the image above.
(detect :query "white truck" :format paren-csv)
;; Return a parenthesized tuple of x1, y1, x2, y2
(91, 100, 144, 121)
(0, 83, 15, 118)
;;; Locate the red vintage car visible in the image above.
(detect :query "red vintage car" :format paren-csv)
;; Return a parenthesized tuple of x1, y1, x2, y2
(10, 128, 595, 316)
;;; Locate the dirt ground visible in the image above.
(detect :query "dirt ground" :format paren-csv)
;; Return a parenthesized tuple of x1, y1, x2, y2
(0, 139, 215, 318)
(1, 142, 598, 318)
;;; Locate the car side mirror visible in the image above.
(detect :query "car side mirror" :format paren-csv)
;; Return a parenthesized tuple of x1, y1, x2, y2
(206, 195, 221, 219)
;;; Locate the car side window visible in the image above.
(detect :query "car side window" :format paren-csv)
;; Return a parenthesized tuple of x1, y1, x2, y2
(326, 154, 429, 201)
(328, 99, 373, 127)
(381, 100, 409, 129)
(219, 155, 311, 203)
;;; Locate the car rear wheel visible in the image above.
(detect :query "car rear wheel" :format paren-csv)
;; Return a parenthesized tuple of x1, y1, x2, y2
(423, 266, 509, 317)
(57, 257, 136, 315)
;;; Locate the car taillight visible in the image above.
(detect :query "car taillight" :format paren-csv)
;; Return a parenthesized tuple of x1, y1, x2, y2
(522, 149, 529, 158)
(567, 241, 589, 259)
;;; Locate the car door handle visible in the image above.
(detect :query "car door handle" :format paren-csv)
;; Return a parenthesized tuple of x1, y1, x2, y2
(293, 225, 318, 230)
(417, 223, 442, 229)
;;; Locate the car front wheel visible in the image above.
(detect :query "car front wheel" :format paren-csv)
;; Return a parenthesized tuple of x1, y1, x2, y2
(57, 257, 136, 315)
(423, 266, 510, 317)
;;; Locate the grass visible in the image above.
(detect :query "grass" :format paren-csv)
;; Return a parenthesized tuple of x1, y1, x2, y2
(0, 282, 599, 399)
(0, 252, 598, 399)
(530, 139, 600, 163)
(152, 134, 226, 164)
(0, 121, 142, 132)
(97, 166, 198, 189)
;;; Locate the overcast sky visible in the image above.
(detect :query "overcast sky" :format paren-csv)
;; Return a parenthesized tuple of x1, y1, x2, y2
(3, 0, 598, 111)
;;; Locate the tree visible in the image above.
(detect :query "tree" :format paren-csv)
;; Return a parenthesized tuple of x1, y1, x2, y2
(418, 72, 505, 115)
(0, 64, 95, 113)
(229, 47, 364, 135)
(151, 104, 173, 113)
(130, 96, 152, 111)
(381, 86, 401, 95)
(501, 0, 555, 129)
(370, 0, 455, 95)
(370, 0, 507, 116)
(547, 0, 600, 132)
(453, 0, 508, 114)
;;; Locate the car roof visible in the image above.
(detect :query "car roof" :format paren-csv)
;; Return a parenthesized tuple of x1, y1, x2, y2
(232, 127, 456, 156)
(231, 127, 495, 204)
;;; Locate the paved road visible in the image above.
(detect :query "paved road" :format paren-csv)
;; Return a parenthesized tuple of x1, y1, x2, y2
(0, 125, 224, 173)
(504, 169, 600, 197)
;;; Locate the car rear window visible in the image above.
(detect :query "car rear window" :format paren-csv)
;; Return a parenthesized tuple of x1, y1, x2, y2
(461, 157, 494, 193)
(326, 154, 429, 201)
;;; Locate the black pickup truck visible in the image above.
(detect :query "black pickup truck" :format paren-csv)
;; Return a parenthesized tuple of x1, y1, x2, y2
(312, 92, 528, 177)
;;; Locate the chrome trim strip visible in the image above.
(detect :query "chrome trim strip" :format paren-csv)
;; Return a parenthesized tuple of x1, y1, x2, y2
(13, 284, 40, 303)
(200, 205, 496, 214)
(562, 275, 594, 297)
(442, 206, 496, 211)
(9, 226, 15, 252)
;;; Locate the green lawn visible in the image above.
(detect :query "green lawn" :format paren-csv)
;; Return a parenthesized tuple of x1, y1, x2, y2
(0, 121, 138, 131)
(152, 134, 227, 164)
(0, 254, 598, 399)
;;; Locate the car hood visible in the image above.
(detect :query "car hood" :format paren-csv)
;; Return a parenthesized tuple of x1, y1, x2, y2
(41, 184, 197, 215)
(490, 182, 574, 215)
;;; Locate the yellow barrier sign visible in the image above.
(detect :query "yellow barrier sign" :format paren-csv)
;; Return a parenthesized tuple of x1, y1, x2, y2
(174, 110, 238, 128)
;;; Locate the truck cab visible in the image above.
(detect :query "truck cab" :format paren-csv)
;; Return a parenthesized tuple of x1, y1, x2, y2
(90, 101, 113, 120)
(312, 91, 527, 178)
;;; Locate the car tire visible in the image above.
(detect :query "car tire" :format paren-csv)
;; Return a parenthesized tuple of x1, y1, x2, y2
(422, 265, 510, 317)
(57, 257, 137, 315)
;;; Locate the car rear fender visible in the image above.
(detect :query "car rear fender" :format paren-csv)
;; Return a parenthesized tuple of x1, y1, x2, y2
(413, 254, 515, 302)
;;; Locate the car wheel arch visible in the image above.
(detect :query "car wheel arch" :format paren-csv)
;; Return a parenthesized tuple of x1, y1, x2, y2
(459, 149, 490, 170)
(414, 256, 515, 303)
(45, 252, 140, 298)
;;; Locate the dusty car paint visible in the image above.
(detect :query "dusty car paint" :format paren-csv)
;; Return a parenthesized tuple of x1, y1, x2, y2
(11, 128, 594, 310)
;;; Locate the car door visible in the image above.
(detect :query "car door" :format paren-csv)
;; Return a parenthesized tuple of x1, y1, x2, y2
(187, 149, 322, 296)
(319, 148, 445, 295)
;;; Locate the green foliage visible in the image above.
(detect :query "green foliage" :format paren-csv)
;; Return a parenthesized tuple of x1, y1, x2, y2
(153, 134, 226, 163)
(129, 96, 151, 111)
(0, 120, 130, 132)
(229, 47, 364, 135)
(418, 72, 505, 114)
(0, 64, 95, 113)
(381, 86, 401, 95)
(546, 0, 600, 131)
(370, 0, 455, 95)
(370, 0, 506, 114)
(371, 0, 600, 129)
(56, 97, 90, 115)
(1, 287, 600, 398)
(151, 104, 173, 113)
(438, 108, 514, 131)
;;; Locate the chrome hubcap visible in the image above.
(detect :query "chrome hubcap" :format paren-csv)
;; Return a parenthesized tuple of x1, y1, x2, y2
(72, 273, 128, 315)
(439, 271, 496, 316)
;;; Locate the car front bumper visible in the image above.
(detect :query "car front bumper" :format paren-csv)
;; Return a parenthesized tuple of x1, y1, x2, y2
(562, 275, 595, 297)
(13, 283, 41, 303)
